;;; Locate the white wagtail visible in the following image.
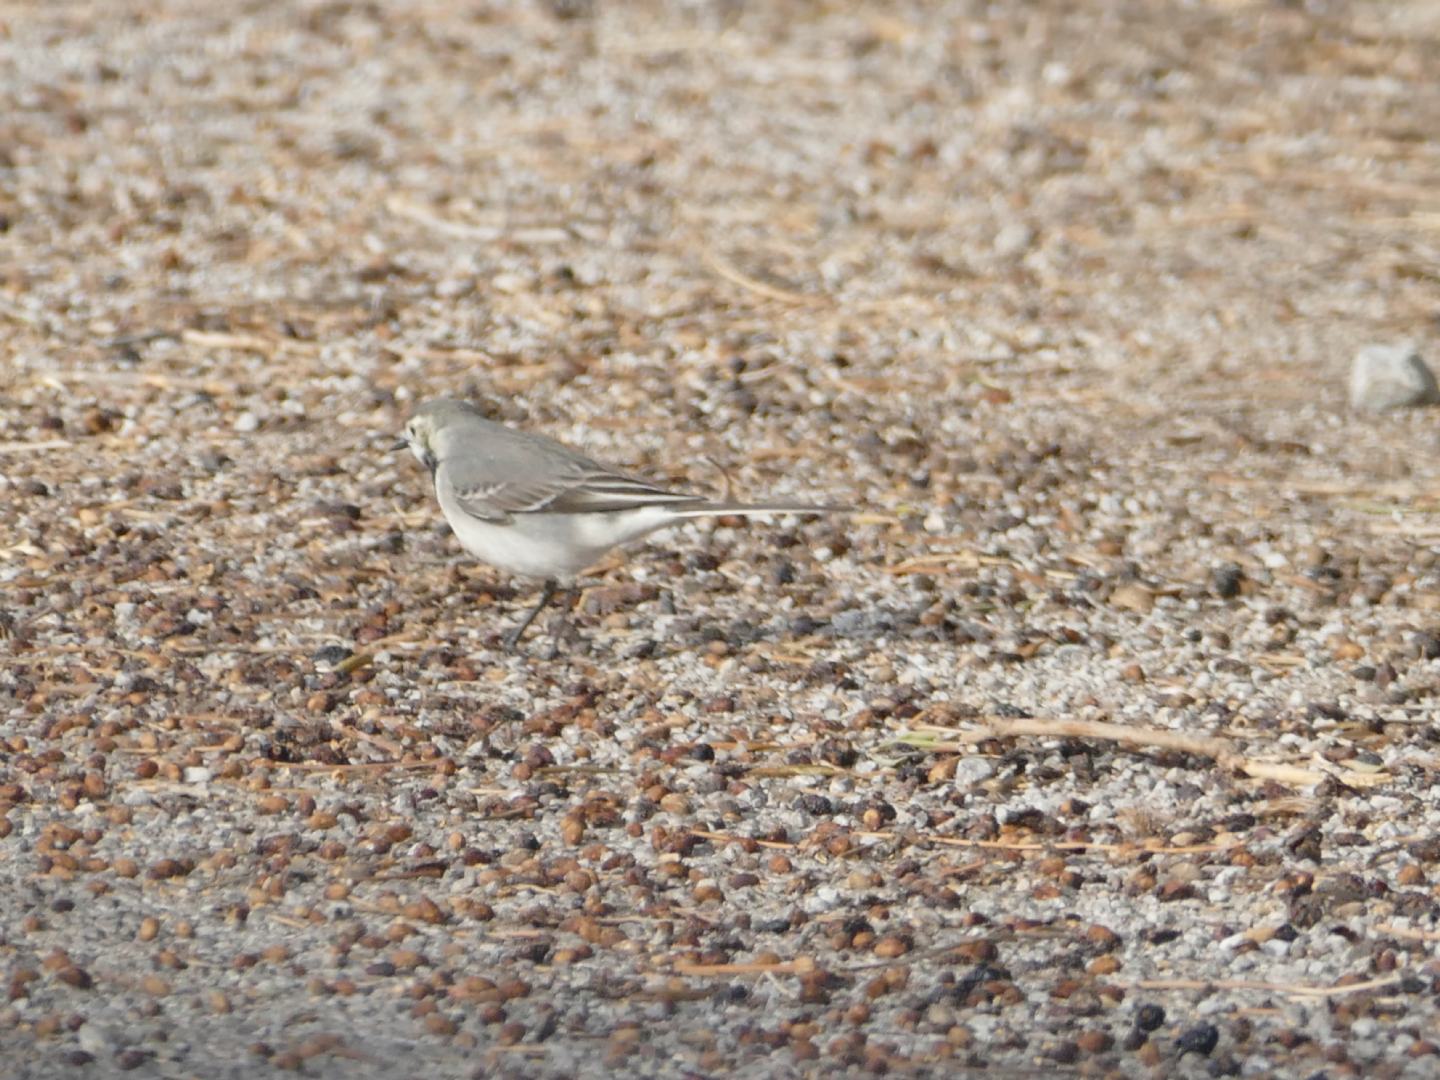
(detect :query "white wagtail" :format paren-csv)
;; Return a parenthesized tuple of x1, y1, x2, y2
(397, 397, 847, 652)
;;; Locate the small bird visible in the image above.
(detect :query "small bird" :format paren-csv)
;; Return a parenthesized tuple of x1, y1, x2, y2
(397, 397, 847, 652)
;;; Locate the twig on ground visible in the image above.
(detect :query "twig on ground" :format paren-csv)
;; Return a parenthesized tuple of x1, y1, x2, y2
(903, 717, 1390, 789)
(1131, 974, 1405, 1000)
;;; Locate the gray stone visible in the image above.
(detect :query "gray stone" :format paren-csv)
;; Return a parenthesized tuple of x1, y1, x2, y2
(954, 756, 996, 787)
(1349, 343, 1440, 411)
(76, 1022, 121, 1057)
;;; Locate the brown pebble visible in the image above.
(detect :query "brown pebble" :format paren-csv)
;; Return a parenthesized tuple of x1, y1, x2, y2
(1088, 955, 1122, 976)
(692, 882, 723, 904)
(873, 935, 911, 958)
(953, 939, 997, 963)
(560, 815, 585, 845)
(41, 950, 72, 973)
(137, 917, 159, 942)
(1398, 864, 1426, 887)
(1110, 584, 1154, 613)
(404, 897, 447, 925)
(1086, 924, 1122, 949)
(147, 858, 192, 880)
(424, 1014, 459, 1037)
(1077, 1030, 1114, 1054)
(390, 949, 423, 970)
(56, 966, 93, 990)
(1158, 880, 1195, 902)
(1332, 639, 1364, 661)
(791, 1037, 818, 1060)
(659, 793, 691, 815)
(927, 757, 958, 783)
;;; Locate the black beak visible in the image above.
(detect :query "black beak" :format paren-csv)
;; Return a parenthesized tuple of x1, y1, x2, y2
(388, 439, 409, 453)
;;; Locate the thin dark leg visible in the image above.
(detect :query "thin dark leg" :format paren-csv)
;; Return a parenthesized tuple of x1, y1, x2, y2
(504, 578, 558, 652)
(543, 585, 581, 660)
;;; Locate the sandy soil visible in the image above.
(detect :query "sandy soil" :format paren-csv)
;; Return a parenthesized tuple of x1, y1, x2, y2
(3, 0, 1440, 1076)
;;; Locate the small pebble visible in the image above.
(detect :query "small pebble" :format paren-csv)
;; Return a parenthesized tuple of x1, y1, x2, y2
(1349, 343, 1439, 412)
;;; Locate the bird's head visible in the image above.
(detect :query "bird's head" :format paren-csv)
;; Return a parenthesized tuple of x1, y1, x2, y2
(396, 398, 488, 474)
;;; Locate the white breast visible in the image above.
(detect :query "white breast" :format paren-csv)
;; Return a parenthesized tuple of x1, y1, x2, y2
(436, 482, 678, 579)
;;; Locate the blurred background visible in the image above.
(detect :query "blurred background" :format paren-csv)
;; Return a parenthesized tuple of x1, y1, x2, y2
(5, 0, 1436, 442)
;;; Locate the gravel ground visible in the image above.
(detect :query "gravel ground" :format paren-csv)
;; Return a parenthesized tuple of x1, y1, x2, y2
(4, 0, 1440, 1077)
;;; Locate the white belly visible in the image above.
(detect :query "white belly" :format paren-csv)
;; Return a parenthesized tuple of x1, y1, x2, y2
(437, 487, 676, 579)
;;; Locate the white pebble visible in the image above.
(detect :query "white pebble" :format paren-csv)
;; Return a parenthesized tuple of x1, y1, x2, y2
(1349, 343, 1439, 412)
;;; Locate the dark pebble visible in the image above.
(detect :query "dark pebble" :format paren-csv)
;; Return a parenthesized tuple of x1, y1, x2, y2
(798, 794, 833, 816)
(1210, 563, 1244, 599)
(1177, 1023, 1220, 1056)
(142, 479, 184, 500)
(312, 645, 352, 666)
(1207, 1053, 1241, 1077)
(1136, 1004, 1165, 1032)
(315, 501, 362, 520)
